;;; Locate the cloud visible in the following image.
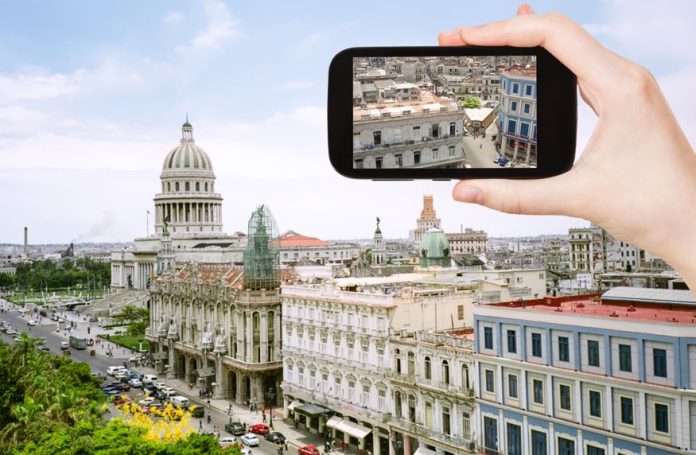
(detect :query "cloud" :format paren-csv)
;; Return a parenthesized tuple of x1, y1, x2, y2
(163, 11, 185, 25)
(176, 0, 242, 52)
(272, 80, 314, 91)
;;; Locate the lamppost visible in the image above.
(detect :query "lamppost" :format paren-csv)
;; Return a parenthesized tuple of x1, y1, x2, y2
(265, 386, 276, 429)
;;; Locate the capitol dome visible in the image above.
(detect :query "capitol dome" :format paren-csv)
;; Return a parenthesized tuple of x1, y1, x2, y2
(162, 121, 214, 173)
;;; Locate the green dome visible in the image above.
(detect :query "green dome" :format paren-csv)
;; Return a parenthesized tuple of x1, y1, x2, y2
(419, 228, 449, 258)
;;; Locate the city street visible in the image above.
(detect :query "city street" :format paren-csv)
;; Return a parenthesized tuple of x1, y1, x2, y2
(461, 123, 501, 169)
(0, 300, 324, 455)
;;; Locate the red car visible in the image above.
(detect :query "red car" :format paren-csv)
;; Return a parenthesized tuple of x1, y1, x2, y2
(299, 445, 321, 455)
(250, 423, 270, 435)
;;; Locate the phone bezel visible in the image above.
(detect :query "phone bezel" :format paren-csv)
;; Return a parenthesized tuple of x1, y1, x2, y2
(328, 46, 577, 179)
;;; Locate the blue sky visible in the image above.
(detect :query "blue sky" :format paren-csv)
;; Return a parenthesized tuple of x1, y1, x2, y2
(1, 0, 695, 244)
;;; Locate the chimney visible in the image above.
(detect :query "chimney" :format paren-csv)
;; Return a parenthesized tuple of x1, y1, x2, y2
(23, 226, 28, 256)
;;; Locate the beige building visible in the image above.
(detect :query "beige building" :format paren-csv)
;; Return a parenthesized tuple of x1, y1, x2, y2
(409, 195, 442, 248)
(446, 229, 488, 255)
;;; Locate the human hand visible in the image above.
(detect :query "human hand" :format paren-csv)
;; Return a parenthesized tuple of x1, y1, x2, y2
(440, 4, 696, 288)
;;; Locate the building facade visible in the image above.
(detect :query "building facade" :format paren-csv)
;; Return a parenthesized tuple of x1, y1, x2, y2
(447, 229, 488, 255)
(410, 195, 442, 248)
(473, 287, 696, 455)
(496, 69, 537, 165)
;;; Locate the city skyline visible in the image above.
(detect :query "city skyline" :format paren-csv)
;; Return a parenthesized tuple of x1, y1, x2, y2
(1, 0, 695, 243)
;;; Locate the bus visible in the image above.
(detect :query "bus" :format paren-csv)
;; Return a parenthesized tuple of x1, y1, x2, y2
(69, 336, 87, 350)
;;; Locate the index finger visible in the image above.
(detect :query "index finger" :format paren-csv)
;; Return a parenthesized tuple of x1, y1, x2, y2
(439, 13, 625, 89)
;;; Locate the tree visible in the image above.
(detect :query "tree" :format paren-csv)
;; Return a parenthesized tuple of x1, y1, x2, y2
(461, 96, 482, 109)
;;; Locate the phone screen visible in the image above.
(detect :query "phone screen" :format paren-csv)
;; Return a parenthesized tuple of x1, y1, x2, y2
(352, 56, 537, 170)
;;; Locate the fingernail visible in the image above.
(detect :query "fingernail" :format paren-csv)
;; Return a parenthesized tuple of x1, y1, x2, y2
(454, 185, 482, 204)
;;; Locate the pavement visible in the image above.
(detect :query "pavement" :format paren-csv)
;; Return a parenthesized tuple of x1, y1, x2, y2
(0, 298, 327, 454)
(462, 123, 501, 169)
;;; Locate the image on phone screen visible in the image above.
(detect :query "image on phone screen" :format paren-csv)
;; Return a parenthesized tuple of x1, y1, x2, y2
(352, 56, 537, 170)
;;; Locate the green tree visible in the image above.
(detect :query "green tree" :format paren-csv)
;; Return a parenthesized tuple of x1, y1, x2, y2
(461, 96, 482, 108)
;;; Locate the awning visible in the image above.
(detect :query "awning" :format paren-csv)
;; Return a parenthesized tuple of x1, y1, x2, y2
(334, 419, 372, 439)
(295, 403, 332, 417)
(196, 367, 215, 378)
(326, 416, 343, 429)
(414, 447, 438, 455)
(287, 400, 301, 411)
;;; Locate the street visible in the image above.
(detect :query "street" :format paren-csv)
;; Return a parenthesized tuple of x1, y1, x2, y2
(0, 300, 323, 455)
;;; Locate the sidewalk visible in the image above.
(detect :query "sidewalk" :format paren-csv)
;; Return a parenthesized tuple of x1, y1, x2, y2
(136, 364, 325, 450)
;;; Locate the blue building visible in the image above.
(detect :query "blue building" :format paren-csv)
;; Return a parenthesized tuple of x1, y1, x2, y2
(473, 287, 696, 455)
(496, 69, 537, 166)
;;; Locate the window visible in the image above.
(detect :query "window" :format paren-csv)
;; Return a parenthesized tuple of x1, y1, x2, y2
(442, 360, 450, 385)
(395, 154, 402, 167)
(558, 336, 569, 362)
(588, 340, 600, 367)
(558, 437, 575, 455)
(432, 148, 439, 160)
(449, 122, 456, 135)
(485, 370, 495, 393)
(484, 417, 498, 453)
(449, 145, 455, 156)
(533, 379, 544, 404)
(508, 374, 518, 398)
(195, 182, 200, 191)
(185, 181, 190, 191)
(507, 119, 517, 134)
(373, 131, 381, 145)
(507, 330, 517, 354)
(619, 344, 632, 372)
(511, 101, 518, 111)
(424, 356, 432, 379)
(484, 327, 493, 350)
(507, 423, 522, 455)
(414, 151, 421, 165)
(653, 348, 667, 378)
(175, 182, 180, 191)
(462, 412, 471, 438)
(512, 83, 519, 94)
(531, 333, 542, 357)
(378, 389, 386, 409)
(589, 390, 602, 418)
(523, 103, 531, 114)
(375, 157, 383, 169)
(655, 403, 669, 433)
(559, 384, 571, 411)
(531, 431, 546, 455)
(354, 158, 363, 168)
(520, 122, 529, 138)
(525, 85, 533, 96)
(620, 397, 634, 425)
(587, 446, 605, 455)
(442, 407, 451, 435)
(457, 305, 464, 320)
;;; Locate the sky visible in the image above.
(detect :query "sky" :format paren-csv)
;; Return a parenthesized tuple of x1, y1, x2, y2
(1, 0, 695, 244)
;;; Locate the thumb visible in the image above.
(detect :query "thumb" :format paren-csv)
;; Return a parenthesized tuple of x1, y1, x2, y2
(452, 176, 579, 216)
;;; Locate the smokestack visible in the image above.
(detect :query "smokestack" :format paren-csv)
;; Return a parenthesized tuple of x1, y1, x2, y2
(23, 226, 28, 256)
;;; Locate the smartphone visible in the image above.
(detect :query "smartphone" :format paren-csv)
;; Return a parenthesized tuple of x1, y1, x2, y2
(328, 46, 576, 179)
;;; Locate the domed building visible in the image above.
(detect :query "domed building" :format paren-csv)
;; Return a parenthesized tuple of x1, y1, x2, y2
(154, 121, 224, 236)
(418, 227, 453, 268)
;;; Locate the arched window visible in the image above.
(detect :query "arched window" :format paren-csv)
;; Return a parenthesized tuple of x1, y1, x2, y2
(463, 364, 470, 390)
(268, 311, 275, 333)
(167, 182, 171, 192)
(442, 360, 450, 385)
(195, 182, 200, 192)
(175, 182, 180, 191)
(424, 356, 432, 379)
(394, 391, 402, 417)
(205, 182, 209, 192)
(253, 312, 260, 330)
(185, 181, 190, 191)
(408, 351, 415, 376)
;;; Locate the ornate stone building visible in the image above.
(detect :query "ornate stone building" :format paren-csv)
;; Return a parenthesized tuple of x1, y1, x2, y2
(409, 195, 442, 248)
(146, 205, 283, 407)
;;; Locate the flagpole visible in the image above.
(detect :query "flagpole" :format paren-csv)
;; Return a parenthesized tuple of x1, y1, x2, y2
(147, 210, 150, 237)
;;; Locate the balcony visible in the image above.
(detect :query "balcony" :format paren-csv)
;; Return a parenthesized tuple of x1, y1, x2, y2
(354, 135, 463, 157)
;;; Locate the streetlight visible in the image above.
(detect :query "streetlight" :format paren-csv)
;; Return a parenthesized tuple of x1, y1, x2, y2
(265, 387, 276, 429)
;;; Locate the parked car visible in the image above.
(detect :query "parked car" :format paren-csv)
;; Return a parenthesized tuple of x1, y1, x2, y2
(38, 345, 50, 352)
(27, 319, 36, 326)
(225, 422, 245, 436)
(190, 405, 205, 418)
(114, 395, 133, 406)
(142, 374, 158, 384)
(265, 431, 286, 443)
(299, 445, 321, 455)
(168, 396, 190, 409)
(107, 366, 126, 376)
(250, 423, 269, 435)
(113, 383, 130, 392)
(239, 448, 251, 455)
(240, 433, 260, 447)
(219, 436, 237, 448)
(60, 341, 69, 350)
(128, 378, 143, 388)
(138, 397, 156, 407)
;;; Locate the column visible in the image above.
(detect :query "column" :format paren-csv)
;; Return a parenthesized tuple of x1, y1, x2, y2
(260, 312, 268, 362)
(359, 428, 366, 450)
(246, 312, 253, 363)
(388, 433, 396, 455)
(167, 342, 176, 379)
(525, 142, 531, 163)
(373, 433, 381, 455)
(214, 357, 225, 399)
(638, 391, 647, 439)
(605, 384, 613, 432)
(274, 311, 281, 362)
(574, 380, 582, 424)
(512, 141, 518, 160)
(237, 312, 245, 361)
(403, 435, 411, 455)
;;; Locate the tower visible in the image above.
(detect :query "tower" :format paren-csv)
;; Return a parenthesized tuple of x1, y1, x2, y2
(371, 217, 386, 265)
(243, 205, 280, 290)
(410, 194, 442, 247)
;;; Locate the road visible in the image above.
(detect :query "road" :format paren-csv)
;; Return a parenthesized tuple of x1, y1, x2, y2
(0, 302, 297, 455)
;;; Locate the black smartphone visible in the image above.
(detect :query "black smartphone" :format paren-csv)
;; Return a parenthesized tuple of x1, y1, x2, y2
(328, 46, 576, 179)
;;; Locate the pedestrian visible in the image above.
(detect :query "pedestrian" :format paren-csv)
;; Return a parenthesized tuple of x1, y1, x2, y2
(262, 412, 266, 423)
(284, 441, 289, 452)
(480, 143, 482, 149)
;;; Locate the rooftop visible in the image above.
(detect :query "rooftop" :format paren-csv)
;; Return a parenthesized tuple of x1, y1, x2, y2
(277, 231, 330, 248)
(353, 89, 459, 122)
(486, 287, 696, 325)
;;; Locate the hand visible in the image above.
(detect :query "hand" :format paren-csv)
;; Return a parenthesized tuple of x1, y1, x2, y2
(440, 4, 696, 289)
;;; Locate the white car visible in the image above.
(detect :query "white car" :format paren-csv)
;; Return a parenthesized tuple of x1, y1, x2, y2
(128, 378, 143, 388)
(107, 366, 126, 376)
(219, 436, 237, 448)
(138, 397, 156, 407)
(27, 319, 36, 326)
(142, 374, 158, 384)
(240, 448, 251, 455)
(6, 328, 16, 335)
(240, 433, 260, 447)
(60, 341, 70, 350)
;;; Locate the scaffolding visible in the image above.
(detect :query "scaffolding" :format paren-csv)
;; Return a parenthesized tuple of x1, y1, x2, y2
(243, 205, 280, 290)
